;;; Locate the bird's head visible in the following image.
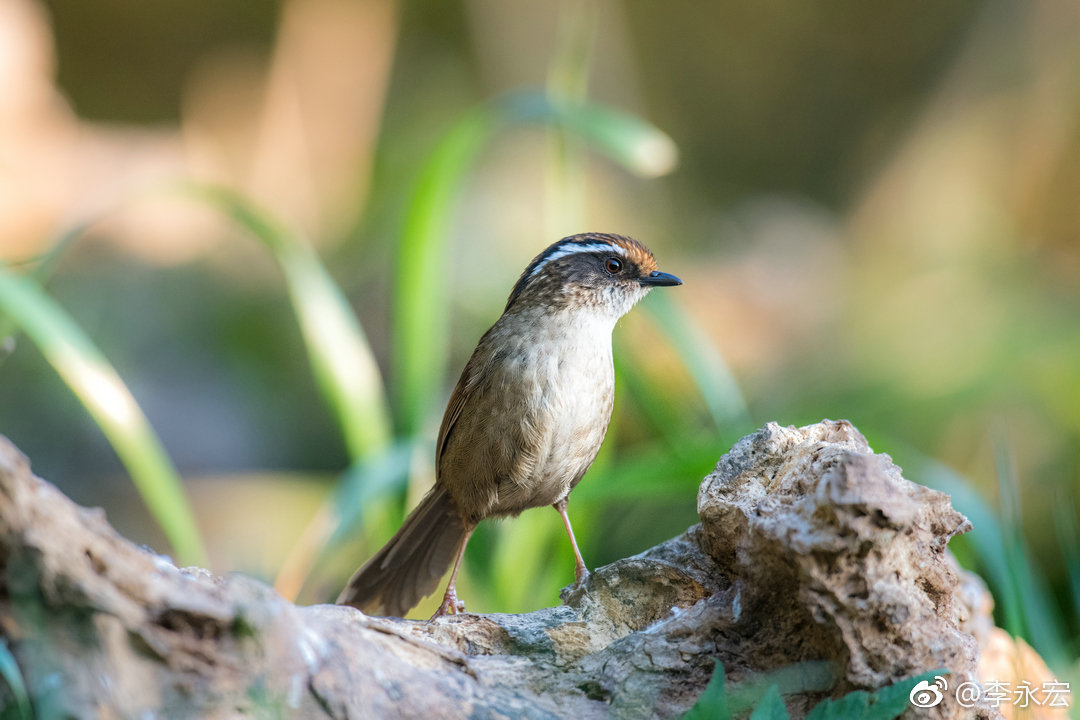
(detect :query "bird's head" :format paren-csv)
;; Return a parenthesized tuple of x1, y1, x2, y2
(505, 233, 682, 319)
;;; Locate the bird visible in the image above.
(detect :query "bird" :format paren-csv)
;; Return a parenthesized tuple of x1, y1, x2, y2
(337, 232, 682, 619)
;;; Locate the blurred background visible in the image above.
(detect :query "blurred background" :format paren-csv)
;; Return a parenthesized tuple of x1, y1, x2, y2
(1, 0, 1078, 684)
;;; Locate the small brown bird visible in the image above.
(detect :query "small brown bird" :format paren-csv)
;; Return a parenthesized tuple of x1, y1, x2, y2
(337, 233, 682, 618)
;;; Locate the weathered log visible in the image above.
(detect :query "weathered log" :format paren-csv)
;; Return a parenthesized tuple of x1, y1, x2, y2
(0, 421, 1004, 718)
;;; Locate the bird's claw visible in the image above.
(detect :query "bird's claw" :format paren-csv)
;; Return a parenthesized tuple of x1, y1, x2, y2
(429, 590, 466, 620)
(560, 566, 591, 605)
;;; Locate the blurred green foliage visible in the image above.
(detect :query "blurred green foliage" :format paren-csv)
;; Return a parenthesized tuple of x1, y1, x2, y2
(682, 662, 943, 720)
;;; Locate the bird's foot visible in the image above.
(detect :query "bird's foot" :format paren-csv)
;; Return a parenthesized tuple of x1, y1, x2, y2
(560, 565, 591, 605)
(429, 589, 466, 621)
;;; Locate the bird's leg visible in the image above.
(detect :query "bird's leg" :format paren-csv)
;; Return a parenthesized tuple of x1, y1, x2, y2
(554, 497, 589, 588)
(429, 524, 475, 621)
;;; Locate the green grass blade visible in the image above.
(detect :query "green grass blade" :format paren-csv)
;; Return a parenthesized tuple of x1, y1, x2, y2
(727, 661, 837, 716)
(274, 443, 414, 600)
(488, 508, 561, 612)
(0, 223, 91, 368)
(683, 661, 731, 720)
(570, 439, 717, 503)
(919, 458, 1070, 670)
(545, 3, 594, 105)
(805, 691, 869, 720)
(800, 669, 946, 720)
(176, 185, 395, 594)
(0, 640, 31, 720)
(687, 661, 835, 720)
(643, 292, 752, 437)
(1052, 488, 1080, 629)
(543, 1, 595, 237)
(500, 91, 678, 178)
(327, 442, 416, 547)
(749, 686, 788, 720)
(990, 434, 1071, 670)
(393, 109, 496, 436)
(0, 267, 207, 566)
(612, 347, 694, 449)
(560, 101, 678, 178)
(921, 460, 1026, 635)
(186, 185, 392, 461)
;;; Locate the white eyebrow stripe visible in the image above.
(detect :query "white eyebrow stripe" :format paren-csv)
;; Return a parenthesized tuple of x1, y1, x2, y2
(528, 242, 627, 278)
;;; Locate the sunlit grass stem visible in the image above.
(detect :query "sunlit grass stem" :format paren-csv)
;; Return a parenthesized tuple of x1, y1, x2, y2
(184, 185, 393, 462)
(0, 266, 207, 567)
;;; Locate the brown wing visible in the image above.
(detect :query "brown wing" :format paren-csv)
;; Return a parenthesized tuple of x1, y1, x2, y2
(435, 332, 493, 474)
(435, 323, 559, 519)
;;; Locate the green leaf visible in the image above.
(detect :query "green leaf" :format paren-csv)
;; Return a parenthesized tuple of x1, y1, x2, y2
(0, 267, 207, 566)
(683, 661, 730, 720)
(749, 685, 789, 720)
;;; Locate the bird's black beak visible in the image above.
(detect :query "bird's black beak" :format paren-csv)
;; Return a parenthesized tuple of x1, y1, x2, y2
(639, 270, 683, 287)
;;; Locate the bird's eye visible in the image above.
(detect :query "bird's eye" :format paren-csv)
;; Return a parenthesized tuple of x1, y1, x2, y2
(604, 257, 622, 274)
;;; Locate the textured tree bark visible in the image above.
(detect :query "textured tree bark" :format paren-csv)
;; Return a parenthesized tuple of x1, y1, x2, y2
(0, 422, 1014, 718)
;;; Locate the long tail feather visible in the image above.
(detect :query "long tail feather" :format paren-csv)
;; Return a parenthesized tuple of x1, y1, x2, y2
(336, 488, 466, 617)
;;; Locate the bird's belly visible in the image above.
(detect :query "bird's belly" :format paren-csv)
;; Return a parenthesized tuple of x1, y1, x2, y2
(437, 318, 616, 522)
(488, 348, 614, 515)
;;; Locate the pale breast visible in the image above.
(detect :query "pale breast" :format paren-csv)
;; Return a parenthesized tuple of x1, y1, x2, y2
(437, 309, 616, 520)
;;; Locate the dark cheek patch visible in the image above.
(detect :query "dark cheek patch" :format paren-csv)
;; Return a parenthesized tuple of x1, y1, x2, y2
(569, 264, 600, 286)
